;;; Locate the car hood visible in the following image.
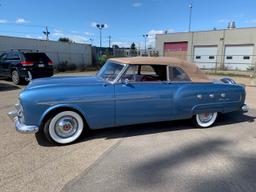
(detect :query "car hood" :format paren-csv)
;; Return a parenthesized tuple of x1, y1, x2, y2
(25, 76, 105, 90)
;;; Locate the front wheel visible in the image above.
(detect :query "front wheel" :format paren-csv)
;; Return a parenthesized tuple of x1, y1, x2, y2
(194, 112, 218, 128)
(43, 111, 84, 144)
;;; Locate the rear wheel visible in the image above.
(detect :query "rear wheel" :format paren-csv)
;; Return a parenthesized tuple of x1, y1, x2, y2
(194, 112, 218, 128)
(11, 70, 21, 85)
(43, 111, 84, 144)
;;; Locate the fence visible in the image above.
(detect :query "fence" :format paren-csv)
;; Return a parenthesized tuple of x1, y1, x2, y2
(0, 35, 92, 66)
(190, 54, 256, 77)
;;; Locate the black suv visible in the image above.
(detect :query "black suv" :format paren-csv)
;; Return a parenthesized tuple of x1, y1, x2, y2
(0, 50, 54, 84)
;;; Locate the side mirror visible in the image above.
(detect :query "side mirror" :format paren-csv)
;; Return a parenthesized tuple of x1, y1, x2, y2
(124, 78, 130, 85)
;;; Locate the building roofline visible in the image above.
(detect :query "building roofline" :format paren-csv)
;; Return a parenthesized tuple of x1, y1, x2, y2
(156, 26, 256, 36)
(0, 34, 90, 46)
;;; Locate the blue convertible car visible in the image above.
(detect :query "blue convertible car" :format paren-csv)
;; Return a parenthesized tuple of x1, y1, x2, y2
(8, 57, 248, 144)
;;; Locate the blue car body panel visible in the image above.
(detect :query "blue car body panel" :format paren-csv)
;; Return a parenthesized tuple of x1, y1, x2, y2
(18, 74, 245, 130)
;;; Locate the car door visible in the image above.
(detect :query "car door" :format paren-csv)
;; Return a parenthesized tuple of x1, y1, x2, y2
(4, 52, 20, 76)
(115, 65, 173, 126)
(0, 53, 7, 76)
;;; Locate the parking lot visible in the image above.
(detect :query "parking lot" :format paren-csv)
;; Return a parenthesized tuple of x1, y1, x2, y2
(1, 73, 256, 192)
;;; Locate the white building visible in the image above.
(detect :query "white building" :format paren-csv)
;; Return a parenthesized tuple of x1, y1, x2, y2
(156, 27, 256, 71)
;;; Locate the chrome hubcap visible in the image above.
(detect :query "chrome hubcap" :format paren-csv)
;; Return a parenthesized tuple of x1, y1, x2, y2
(198, 113, 213, 123)
(12, 71, 19, 83)
(55, 116, 78, 138)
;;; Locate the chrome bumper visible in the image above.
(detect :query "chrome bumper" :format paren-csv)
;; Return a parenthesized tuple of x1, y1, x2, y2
(241, 104, 248, 113)
(8, 106, 39, 134)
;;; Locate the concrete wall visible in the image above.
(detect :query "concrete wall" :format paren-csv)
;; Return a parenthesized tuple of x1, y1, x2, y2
(0, 35, 92, 66)
(156, 27, 256, 65)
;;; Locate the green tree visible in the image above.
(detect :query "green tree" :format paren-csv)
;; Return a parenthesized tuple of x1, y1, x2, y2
(58, 37, 73, 43)
(130, 42, 137, 56)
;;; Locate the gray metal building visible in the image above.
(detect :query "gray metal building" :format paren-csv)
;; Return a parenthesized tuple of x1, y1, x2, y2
(0, 35, 92, 66)
(156, 27, 256, 71)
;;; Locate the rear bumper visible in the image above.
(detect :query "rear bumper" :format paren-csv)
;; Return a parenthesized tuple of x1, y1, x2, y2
(8, 105, 39, 134)
(19, 67, 54, 79)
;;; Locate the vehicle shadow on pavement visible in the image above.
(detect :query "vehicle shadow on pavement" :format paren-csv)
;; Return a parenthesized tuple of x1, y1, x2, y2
(0, 82, 20, 92)
(35, 111, 256, 147)
(127, 138, 256, 192)
(216, 111, 255, 126)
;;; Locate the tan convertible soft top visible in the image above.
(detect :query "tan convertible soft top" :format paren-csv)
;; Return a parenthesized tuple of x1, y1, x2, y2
(108, 57, 211, 83)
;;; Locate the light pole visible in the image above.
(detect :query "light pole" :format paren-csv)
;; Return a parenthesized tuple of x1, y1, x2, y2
(143, 34, 148, 54)
(96, 24, 105, 55)
(188, 3, 193, 32)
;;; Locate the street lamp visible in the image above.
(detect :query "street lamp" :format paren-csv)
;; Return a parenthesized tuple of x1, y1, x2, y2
(188, 3, 193, 32)
(143, 34, 148, 54)
(96, 24, 105, 55)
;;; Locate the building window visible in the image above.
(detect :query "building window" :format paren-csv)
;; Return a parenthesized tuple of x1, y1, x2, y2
(196, 56, 201, 59)
(209, 56, 215, 59)
(226, 56, 232, 60)
(243, 56, 250, 60)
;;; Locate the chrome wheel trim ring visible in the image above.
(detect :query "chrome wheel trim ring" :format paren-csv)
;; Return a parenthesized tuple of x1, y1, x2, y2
(55, 116, 78, 138)
(196, 112, 217, 128)
(49, 111, 84, 144)
(12, 71, 19, 84)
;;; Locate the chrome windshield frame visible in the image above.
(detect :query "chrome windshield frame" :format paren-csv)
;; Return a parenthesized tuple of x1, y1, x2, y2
(96, 61, 127, 84)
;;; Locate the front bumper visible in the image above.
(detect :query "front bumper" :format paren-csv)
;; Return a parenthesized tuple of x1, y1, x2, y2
(241, 104, 248, 113)
(8, 104, 39, 134)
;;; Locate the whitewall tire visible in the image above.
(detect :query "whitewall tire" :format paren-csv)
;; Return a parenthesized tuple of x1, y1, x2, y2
(194, 112, 218, 128)
(44, 111, 84, 144)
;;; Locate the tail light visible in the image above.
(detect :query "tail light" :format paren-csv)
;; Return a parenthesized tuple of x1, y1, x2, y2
(48, 60, 53, 65)
(21, 61, 33, 66)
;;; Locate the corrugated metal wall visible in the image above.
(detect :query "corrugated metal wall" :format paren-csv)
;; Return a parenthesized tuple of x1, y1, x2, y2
(0, 36, 92, 66)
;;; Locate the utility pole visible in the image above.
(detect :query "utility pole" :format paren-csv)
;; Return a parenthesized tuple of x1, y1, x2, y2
(188, 3, 193, 32)
(89, 38, 94, 45)
(43, 26, 50, 40)
(108, 35, 111, 48)
(142, 34, 148, 54)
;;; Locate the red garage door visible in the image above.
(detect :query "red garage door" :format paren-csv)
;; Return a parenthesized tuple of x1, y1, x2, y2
(164, 42, 188, 60)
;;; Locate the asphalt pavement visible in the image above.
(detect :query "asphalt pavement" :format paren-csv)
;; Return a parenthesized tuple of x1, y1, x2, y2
(61, 111, 256, 192)
(1, 73, 256, 192)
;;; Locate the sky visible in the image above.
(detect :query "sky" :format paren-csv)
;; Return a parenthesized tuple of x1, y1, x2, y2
(0, 0, 256, 48)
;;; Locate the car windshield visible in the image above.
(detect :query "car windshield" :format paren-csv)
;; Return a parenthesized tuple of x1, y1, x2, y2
(97, 61, 124, 82)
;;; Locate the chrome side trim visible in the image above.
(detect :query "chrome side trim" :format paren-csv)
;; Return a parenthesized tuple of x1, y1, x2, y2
(37, 95, 153, 106)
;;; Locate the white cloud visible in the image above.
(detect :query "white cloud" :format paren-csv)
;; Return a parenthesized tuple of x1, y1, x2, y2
(146, 29, 174, 47)
(0, 19, 8, 24)
(112, 41, 131, 48)
(217, 19, 230, 23)
(245, 20, 256, 24)
(51, 29, 89, 43)
(52, 29, 65, 36)
(16, 18, 30, 24)
(37, 36, 44, 39)
(25, 35, 32, 38)
(132, 2, 142, 7)
(84, 31, 94, 36)
(69, 35, 88, 43)
(91, 22, 109, 28)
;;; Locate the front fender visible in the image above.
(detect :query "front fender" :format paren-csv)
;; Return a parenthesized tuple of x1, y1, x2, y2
(39, 103, 87, 128)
